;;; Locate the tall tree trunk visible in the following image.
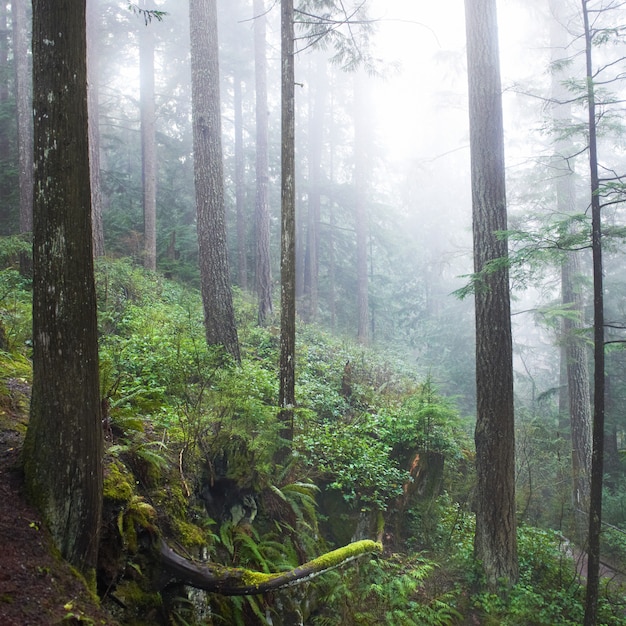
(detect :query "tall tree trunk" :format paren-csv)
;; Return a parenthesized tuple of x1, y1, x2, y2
(0, 1, 12, 233)
(354, 71, 369, 344)
(303, 53, 326, 324)
(24, 0, 103, 574)
(12, 0, 33, 264)
(234, 72, 247, 290)
(582, 0, 605, 622)
(464, 0, 518, 588)
(189, 0, 240, 362)
(253, 0, 272, 326)
(549, 0, 592, 540)
(87, 0, 105, 257)
(139, 0, 157, 270)
(279, 0, 296, 449)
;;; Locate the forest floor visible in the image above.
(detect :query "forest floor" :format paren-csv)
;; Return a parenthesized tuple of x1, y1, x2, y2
(0, 416, 118, 626)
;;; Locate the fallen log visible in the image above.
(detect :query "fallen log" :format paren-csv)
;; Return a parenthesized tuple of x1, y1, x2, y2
(157, 538, 382, 596)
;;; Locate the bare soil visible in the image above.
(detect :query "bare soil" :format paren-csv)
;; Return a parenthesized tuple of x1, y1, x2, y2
(0, 422, 117, 625)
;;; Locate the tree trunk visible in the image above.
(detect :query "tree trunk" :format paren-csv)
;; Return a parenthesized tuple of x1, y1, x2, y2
(464, 0, 518, 589)
(189, 0, 241, 362)
(12, 0, 33, 244)
(253, 0, 273, 326)
(234, 72, 248, 291)
(549, 0, 592, 540)
(354, 71, 369, 345)
(24, 0, 103, 575)
(279, 0, 296, 449)
(87, 0, 105, 258)
(303, 53, 326, 324)
(581, 0, 605, 622)
(139, 0, 157, 270)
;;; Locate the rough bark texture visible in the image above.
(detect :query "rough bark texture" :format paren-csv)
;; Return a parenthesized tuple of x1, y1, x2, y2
(157, 538, 381, 596)
(279, 0, 296, 445)
(87, 0, 105, 258)
(464, 0, 518, 588)
(582, 0, 605, 622)
(13, 0, 33, 239)
(189, 0, 240, 361)
(139, 0, 157, 270)
(254, 0, 273, 326)
(24, 0, 103, 574)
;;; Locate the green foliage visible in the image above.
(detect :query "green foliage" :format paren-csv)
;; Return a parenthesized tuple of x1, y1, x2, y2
(298, 417, 407, 509)
(0, 238, 32, 350)
(312, 553, 461, 626)
(469, 526, 626, 626)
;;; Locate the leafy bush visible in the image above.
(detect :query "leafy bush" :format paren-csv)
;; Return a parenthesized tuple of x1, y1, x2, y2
(469, 526, 626, 626)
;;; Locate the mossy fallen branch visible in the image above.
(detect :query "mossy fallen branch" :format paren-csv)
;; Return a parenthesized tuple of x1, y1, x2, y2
(156, 538, 382, 596)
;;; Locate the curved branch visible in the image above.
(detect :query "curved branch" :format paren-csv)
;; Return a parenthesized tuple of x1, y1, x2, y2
(156, 538, 382, 596)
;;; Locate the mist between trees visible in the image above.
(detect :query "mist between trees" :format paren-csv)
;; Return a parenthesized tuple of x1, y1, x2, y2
(1, 0, 626, 624)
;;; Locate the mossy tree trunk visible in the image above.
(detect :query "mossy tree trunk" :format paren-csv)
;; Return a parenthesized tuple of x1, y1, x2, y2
(24, 0, 103, 575)
(279, 0, 296, 449)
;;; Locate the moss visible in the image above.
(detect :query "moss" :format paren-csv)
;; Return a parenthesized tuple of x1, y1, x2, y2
(115, 580, 163, 624)
(240, 540, 382, 589)
(241, 569, 281, 587)
(118, 497, 157, 553)
(170, 518, 208, 549)
(305, 539, 382, 571)
(103, 460, 134, 503)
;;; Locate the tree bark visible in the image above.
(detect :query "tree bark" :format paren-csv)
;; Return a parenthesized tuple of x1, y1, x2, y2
(189, 0, 241, 362)
(139, 0, 157, 270)
(87, 0, 105, 258)
(549, 0, 592, 539)
(279, 0, 296, 448)
(12, 0, 33, 245)
(581, 0, 605, 622)
(464, 0, 518, 588)
(253, 0, 273, 326)
(24, 0, 103, 574)
(157, 539, 381, 596)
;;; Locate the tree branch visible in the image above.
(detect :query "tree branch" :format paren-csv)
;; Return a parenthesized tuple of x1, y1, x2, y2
(156, 538, 382, 596)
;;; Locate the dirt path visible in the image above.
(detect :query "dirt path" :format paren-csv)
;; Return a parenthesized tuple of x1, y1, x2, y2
(0, 427, 116, 625)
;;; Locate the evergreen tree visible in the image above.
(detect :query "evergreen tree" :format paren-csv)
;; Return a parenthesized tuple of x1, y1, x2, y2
(24, 0, 103, 574)
(465, 0, 518, 588)
(189, 0, 241, 361)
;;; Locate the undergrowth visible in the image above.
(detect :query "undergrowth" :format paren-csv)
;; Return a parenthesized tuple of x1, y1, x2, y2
(3, 254, 626, 625)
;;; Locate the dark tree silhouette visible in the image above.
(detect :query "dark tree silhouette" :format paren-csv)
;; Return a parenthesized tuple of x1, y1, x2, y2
(24, 0, 103, 575)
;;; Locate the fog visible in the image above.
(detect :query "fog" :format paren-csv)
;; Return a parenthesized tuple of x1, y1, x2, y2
(41, 0, 626, 421)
